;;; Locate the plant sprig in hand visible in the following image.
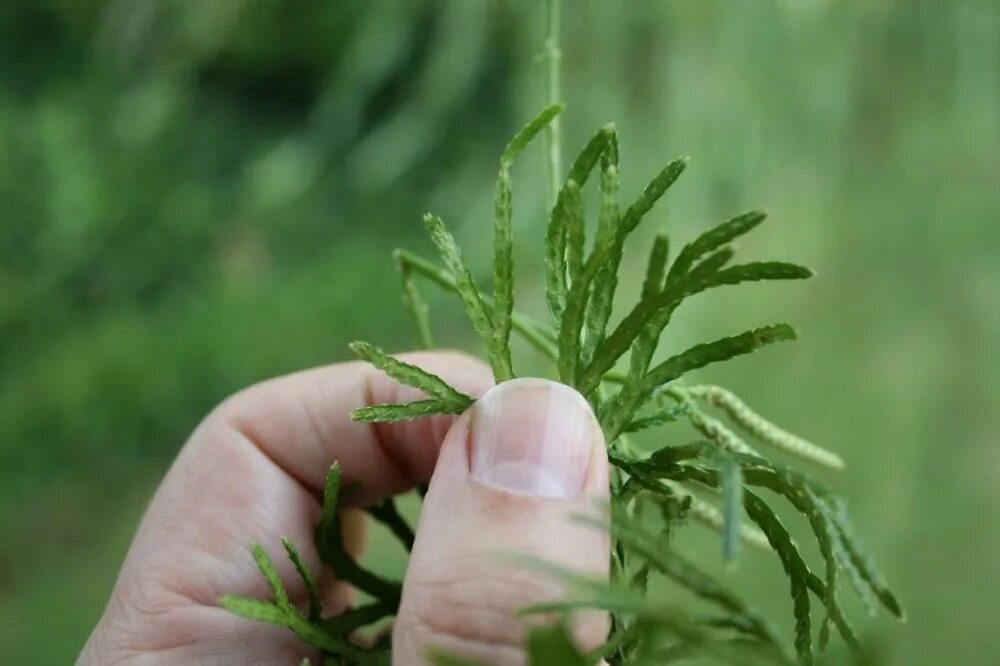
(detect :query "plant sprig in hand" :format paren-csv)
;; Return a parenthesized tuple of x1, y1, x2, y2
(222, 102, 902, 665)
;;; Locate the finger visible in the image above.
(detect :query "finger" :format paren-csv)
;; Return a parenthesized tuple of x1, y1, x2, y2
(128, 350, 492, 605)
(217, 350, 494, 505)
(81, 351, 492, 664)
(393, 378, 610, 665)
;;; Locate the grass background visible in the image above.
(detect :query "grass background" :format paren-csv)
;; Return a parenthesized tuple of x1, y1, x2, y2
(1, 1, 997, 663)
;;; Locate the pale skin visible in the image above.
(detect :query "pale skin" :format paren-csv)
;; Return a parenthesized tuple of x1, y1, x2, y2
(79, 352, 610, 665)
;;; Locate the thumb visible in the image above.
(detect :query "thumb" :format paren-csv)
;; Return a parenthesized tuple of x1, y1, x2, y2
(393, 378, 610, 665)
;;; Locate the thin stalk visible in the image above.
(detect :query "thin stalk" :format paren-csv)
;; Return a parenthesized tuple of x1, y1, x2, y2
(543, 0, 562, 210)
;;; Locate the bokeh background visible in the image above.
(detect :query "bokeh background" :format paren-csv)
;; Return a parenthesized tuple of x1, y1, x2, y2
(1, 1, 997, 663)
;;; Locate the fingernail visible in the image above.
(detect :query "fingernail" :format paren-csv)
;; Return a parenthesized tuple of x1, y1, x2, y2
(469, 378, 603, 498)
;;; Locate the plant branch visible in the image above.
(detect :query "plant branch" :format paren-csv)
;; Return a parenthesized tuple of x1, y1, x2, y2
(543, 0, 562, 210)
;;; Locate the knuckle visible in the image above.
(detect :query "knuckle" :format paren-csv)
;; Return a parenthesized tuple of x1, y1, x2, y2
(395, 555, 558, 662)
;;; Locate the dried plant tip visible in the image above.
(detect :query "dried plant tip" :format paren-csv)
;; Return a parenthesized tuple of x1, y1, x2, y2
(687, 385, 846, 470)
(683, 404, 760, 456)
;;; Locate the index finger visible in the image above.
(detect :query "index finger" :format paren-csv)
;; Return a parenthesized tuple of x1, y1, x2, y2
(80, 351, 492, 662)
(213, 350, 493, 506)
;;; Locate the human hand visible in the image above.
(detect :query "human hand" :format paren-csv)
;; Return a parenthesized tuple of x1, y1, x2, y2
(79, 352, 610, 665)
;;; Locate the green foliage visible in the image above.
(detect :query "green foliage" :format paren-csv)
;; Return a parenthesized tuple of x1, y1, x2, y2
(494, 104, 565, 380)
(220, 542, 386, 663)
(348, 340, 473, 421)
(5, 2, 996, 664)
(282, 537, 322, 622)
(222, 2, 903, 657)
(225, 100, 903, 663)
(526, 624, 590, 665)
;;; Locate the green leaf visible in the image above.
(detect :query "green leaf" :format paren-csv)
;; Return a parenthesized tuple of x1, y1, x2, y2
(219, 596, 289, 626)
(605, 512, 783, 650)
(732, 464, 859, 651)
(567, 126, 613, 185)
(282, 537, 322, 622)
(320, 463, 342, 526)
(688, 246, 736, 280)
(349, 341, 473, 408)
(742, 491, 814, 665)
(829, 499, 905, 620)
(545, 183, 571, 321)
(667, 211, 767, 284)
(563, 180, 586, 293)
(424, 213, 505, 378)
(393, 248, 559, 363)
(803, 491, 844, 652)
(642, 324, 798, 397)
(394, 249, 434, 349)
(618, 458, 820, 661)
(556, 258, 592, 387)
(501, 103, 564, 165)
(251, 543, 292, 612)
(351, 399, 467, 423)
(686, 261, 814, 296)
(581, 159, 621, 365)
(584, 260, 807, 394)
(601, 122, 620, 167)
(642, 234, 670, 299)
(585, 160, 689, 403)
(684, 494, 774, 553)
(577, 288, 666, 395)
(526, 623, 589, 666)
(598, 324, 664, 438)
(316, 464, 403, 605)
(623, 402, 691, 433)
(593, 234, 672, 436)
(545, 178, 585, 323)
(492, 169, 515, 380)
(620, 157, 688, 234)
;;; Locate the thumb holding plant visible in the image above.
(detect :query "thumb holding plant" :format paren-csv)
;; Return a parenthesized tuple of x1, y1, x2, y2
(393, 377, 610, 664)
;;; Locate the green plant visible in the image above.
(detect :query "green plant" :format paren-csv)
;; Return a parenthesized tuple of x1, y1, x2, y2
(220, 4, 903, 664)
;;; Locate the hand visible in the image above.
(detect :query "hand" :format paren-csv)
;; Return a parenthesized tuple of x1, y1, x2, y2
(79, 352, 610, 665)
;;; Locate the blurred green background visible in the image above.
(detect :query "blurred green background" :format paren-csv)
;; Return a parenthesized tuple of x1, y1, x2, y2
(1, 1, 997, 663)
